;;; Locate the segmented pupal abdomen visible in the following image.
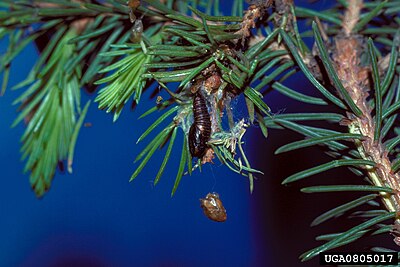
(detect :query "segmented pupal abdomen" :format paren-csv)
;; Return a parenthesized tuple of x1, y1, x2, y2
(188, 93, 211, 158)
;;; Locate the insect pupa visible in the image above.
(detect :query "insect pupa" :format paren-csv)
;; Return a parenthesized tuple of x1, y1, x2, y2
(200, 192, 227, 222)
(188, 92, 211, 158)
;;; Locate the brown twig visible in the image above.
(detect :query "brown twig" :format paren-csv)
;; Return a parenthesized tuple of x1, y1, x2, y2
(236, 1, 273, 44)
(342, 0, 363, 36)
(34, 1, 92, 33)
(330, 0, 400, 243)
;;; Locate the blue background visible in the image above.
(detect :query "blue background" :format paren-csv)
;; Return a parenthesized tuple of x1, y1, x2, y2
(0, 38, 263, 266)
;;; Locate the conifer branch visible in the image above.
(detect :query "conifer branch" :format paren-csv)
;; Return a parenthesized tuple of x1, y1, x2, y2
(273, 0, 400, 260)
(12, 29, 85, 197)
(1, 0, 400, 262)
